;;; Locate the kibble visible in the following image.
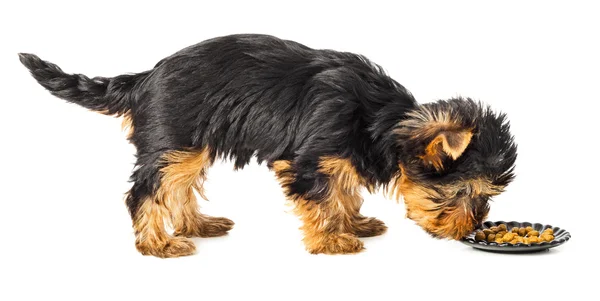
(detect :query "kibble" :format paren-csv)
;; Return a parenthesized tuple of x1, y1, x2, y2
(473, 224, 554, 245)
(540, 234, 554, 242)
(502, 232, 517, 242)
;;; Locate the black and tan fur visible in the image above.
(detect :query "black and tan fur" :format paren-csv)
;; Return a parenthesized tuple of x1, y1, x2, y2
(19, 34, 517, 257)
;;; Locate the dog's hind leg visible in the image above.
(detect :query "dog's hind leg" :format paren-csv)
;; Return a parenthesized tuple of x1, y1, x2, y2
(126, 152, 195, 258)
(126, 147, 233, 258)
(160, 148, 234, 238)
(273, 158, 380, 254)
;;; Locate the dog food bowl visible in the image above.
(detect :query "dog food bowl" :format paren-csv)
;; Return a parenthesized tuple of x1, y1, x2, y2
(461, 221, 571, 253)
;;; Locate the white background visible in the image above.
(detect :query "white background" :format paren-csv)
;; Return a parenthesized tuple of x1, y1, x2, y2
(1, 1, 598, 300)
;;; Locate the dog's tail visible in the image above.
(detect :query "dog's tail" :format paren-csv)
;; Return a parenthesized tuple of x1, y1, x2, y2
(18, 53, 150, 116)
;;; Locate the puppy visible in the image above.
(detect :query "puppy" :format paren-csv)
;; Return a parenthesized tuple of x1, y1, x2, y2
(19, 34, 517, 257)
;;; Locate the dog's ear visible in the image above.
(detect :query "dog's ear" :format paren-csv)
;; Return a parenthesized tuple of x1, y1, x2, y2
(396, 100, 480, 171)
(420, 129, 473, 171)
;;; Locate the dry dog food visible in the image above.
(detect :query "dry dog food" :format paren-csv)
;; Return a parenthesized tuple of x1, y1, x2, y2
(474, 224, 554, 244)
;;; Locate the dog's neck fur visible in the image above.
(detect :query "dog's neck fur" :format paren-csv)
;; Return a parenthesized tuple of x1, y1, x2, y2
(357, 93, 419, 189)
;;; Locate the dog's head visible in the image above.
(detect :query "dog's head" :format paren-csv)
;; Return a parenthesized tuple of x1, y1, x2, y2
(392, 97, 517, 239)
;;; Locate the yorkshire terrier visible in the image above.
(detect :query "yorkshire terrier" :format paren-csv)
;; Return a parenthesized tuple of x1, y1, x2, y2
(19, 34, 517, 258)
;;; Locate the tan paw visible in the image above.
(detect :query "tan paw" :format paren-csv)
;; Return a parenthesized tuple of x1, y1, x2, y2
(175, 216, 235, 238)
(136, 237, 196, 258)
(306, 233, 365, 254)
(352, 216, 388, 237)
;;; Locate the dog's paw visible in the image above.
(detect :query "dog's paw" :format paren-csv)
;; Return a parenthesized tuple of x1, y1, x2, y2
(197, 216, 235, 237)
(352, 216, 388, 237)
(305, 233, 364, 254)
(175, 216, 235, 238)
(136, 237, 196, 258)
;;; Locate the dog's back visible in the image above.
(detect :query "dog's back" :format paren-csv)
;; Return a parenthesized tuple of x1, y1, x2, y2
(133, 34, 415, 169)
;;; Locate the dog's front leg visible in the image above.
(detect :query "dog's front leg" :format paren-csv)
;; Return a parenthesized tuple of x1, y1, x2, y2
(273, 157, 384, 254)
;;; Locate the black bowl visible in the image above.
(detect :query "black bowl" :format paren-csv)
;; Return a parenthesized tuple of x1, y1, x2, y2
(461, 221, 571, 253)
